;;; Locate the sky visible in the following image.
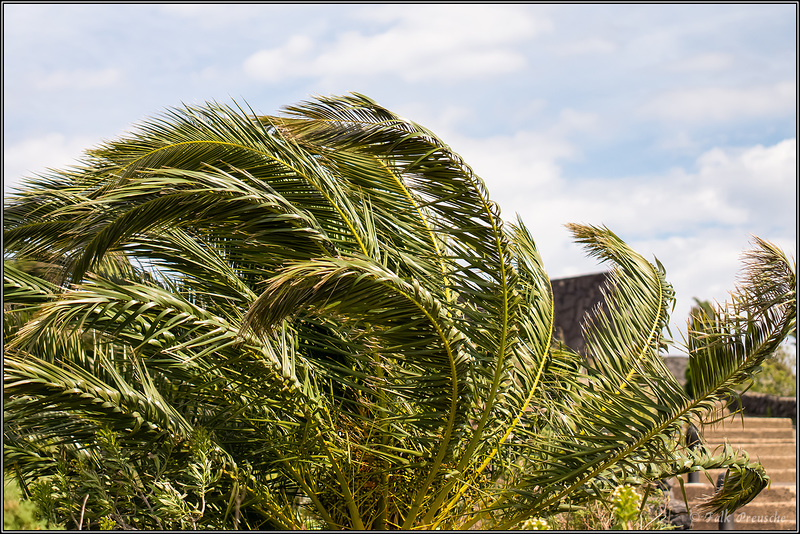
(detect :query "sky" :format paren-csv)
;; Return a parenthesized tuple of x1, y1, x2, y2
(3, 3, 797, 353)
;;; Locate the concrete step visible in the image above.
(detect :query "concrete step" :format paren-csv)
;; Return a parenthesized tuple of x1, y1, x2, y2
(702, 428, 796, 441)
(755, 455, 797, 470)
(682, 492, 797, 531)
(679, 467, 796, 484)
(699, 442, 797, 457)
(738, 500, 796, 516)
(691, 501, 797, 531)
(702, 417, 795, 430)
(683, 415, 797, 530)
(685, 495, 797, 515)
(673, 482, 796, 503)
(691, 518, 796, 530)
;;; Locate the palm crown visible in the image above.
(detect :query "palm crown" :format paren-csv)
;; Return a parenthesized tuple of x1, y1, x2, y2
(4, 93, 795, 530)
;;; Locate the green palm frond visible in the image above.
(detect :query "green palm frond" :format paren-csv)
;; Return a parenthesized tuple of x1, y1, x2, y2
(739, 237, 796, 323)
(4, 261, 61, 309)
(69, 168, 338, 282)
(242, 256, 470, 503)
(92, 101, 375, 256)
(272, 94, 524, 527)
(4, 94, 794, 530)
(689, 238, 796, 404)
(490, 228, 787, 529)
(568, 223, 674, 379)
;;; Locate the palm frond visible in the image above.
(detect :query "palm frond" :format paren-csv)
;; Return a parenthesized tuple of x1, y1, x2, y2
(489, 230, 792, 529)
(243, 256, 469, 451)
(5, 95, 793, 530)
(568, 223, 674, 382)
(688, 238, 796, 405)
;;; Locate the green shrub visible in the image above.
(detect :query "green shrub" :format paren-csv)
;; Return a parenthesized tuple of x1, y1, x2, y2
(746, 345, 796, 397)
(3, 476, 63, 531)
(543, 484, 675, 530)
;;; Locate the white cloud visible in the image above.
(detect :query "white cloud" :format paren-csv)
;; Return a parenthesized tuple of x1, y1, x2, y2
(634, 229, 794, 353)
(355, 4, 550, 44)
(666, 52, 733, 72)
(428, 115, 792, 247)
(33, 68, 122, 90)
(3, 133, 96, 196)
(243, 35, 315, 83)
(696, 138, 796, 191)
(547, 138, 795, 240)
(632, 231, 753, 348)
(640, 81, 796, 122)
(457, 131, 572, 192)
(556, 38, 618, 56)
(552, 108, 600, 135)
(243, 5, 546, 83)
(435, 127, 795, 350)
(691, 139, 797, 232)
(435, 107, 601, 199)
(158, 4, 265, 27)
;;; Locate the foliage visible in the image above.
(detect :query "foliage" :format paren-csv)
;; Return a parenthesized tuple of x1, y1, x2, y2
(3, 94, 796, 530)
(744, 344, 796, 397)
(522, 516, 551, 529)
(687, 302, 796, 398)
(542, 483, 675, 530)
(3, 476, 63, 530)
(612, 485, 642, 529)
(12, 426, 232, 530)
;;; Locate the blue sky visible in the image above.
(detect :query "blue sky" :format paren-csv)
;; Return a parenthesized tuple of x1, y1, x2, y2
(3, 3, 797, 352)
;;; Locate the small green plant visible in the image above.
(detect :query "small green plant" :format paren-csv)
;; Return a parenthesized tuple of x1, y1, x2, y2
(612, 485, 641, 529)
(3, 476, 63, 530)
(522, 516, 550, 529)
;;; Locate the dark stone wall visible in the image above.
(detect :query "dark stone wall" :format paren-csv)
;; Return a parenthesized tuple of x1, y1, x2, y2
(551, 273, 689, 387)
(550, 272, 609, 354)
(549, 273, 797, 423)
(733, 392, 797, 420)
(662, 355, 689, 386)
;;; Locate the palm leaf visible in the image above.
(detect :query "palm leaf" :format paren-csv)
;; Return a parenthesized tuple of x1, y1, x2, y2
(5, 95, 794, 530)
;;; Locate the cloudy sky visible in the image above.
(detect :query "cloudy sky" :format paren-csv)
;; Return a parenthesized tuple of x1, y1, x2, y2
(3, 3, 797, 352)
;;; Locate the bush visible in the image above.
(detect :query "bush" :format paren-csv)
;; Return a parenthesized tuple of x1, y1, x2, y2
(746, 344, 796, 397)
(543, 484, 675, 530)
(3, 476, 63, 531)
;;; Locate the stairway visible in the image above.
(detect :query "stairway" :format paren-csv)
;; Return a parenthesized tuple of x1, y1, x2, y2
(671, 416, 797, 530)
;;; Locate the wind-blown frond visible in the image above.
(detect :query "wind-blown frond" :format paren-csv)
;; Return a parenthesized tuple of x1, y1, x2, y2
(738, 237, 796, 337)
(272, 94, 524, 527)
(243, 255, 468, 426)
(4, 261, 61, 309)
(568, 223, 674, 382)
(486, 228, 787, 529)
(4, 95, 792, 530)
(688, 238, 796, 405)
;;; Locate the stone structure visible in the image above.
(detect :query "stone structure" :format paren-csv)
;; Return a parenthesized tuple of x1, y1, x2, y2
(662, 354, 689, 386)
(734, 392, 797, 420)
(550, 272, 609, 354)
(681, 414, 797, 530)
(551, 275, 797, 418)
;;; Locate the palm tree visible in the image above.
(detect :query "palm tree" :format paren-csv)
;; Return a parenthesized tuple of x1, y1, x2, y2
(4, 94, 795, 530)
